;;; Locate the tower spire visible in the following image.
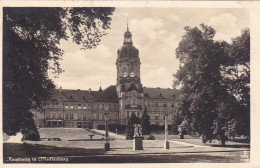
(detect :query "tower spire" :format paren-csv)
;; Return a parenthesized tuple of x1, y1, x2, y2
(127, 18, 129, 31)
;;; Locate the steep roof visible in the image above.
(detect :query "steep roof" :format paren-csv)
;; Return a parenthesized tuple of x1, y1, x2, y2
(50, 86, 178, 103)
(95, 85, 118, 103)
(143, 87, 179, 99)
(51, 89, 101, 102)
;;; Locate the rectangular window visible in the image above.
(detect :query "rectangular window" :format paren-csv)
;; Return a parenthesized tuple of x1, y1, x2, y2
(65, 103, 69, 109)
(155, 114, 159, 120)
(65, 114, 69, 120)
(163, 102, 167, 107)
(109, 104, 111, 110)
(78, 114, 82, 120)
(102, 104, 104, 109)
(87, 114, 92, 120)
(58, 113, 62, 119)
(53, 113, 56, 119)
(78, 104, 82, 109)
(46, 113, 50, 119)
(98, 113, 102, 120)
(83, 104, 87, 109)
(83, 114, 86, 120)
(172, 103, 174, 107)
(53, 103, 56, 109)
(155, 102, 159, 107)
(70, 103, 74, 109)
(70, 114, 73, 119)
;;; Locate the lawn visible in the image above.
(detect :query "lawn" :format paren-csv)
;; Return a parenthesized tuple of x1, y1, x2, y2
(3, 128, 250, 163)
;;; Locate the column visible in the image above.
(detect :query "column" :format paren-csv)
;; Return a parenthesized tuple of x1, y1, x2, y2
(164, 114, 170, 149)
(104, 113, 110, 151)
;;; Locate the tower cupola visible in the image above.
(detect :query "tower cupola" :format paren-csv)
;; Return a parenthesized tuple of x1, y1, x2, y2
(124, 21, 133, 45)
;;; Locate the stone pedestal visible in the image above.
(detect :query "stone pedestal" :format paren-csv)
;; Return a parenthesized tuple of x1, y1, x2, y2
(164, 140, 170, 149)
(104, 142, 110, 151)
(133, 136, 143, 150)
(179, 133, 184, 139)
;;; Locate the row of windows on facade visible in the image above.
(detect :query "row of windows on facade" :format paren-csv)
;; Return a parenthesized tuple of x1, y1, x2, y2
(145, 101, 175, 107)
(43, 102, 117, 110)
(126, 111, 173, 120)
(35, 121, 91, 128)
(123, 72, 135, 77)
(36, 113, 118, 120)
(120, 100, 175, 107)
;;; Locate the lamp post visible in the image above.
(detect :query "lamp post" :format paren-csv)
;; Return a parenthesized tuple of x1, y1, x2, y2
(164, 113, 170, 149)
(104, 112, 110, 151)
(178, 124, 184, 139)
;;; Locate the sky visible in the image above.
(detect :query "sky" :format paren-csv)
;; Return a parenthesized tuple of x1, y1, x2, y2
(49, 8, 249, 91)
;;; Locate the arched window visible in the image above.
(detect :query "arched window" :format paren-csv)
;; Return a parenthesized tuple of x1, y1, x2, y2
(123, 72, 127, 77)
(130, 72, 134, 77)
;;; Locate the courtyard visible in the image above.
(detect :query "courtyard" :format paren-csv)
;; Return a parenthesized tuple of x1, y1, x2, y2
(3, 128, 250, 163)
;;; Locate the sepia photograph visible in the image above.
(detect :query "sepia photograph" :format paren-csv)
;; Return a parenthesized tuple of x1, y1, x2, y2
(2, 2, 252, 165)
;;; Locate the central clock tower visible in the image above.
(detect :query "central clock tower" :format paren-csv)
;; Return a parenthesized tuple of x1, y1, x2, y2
(116, 23, 144, 124)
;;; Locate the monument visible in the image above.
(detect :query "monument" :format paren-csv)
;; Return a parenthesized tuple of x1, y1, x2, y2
(133, 124, 143, 150)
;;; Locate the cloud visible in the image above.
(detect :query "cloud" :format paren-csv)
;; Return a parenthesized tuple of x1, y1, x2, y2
(49, 8, 248, 90)
(130, 18, 166, 46)
(208, 13, 240, 42)
(127, 17, 179, 88)
(168, 14, 180, 22)
(49, 41, 116, 90)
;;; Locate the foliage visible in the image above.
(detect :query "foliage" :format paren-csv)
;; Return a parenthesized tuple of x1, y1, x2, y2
(141, 107, 151, 135)
(126, 113, 140, 139)
(3, 7, 115, 138)
(171, 112, 182, 134)
(174, 24, 248, 145)
(221, 28, 250, 138)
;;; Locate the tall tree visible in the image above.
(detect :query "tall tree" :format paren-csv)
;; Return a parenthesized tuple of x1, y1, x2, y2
(126, 113, 140, 139)
(3, 7, 115, 138)
(221, 28, 250, 138)
(174, 24, 237, 145)
(141, 107, 151, 135)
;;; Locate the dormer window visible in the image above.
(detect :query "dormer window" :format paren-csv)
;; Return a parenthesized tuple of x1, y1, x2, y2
(130, 72, 134, 77)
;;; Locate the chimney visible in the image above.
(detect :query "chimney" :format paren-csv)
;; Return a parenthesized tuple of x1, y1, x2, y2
(59, 86, 62, 93)
(89, 88, 91, 93)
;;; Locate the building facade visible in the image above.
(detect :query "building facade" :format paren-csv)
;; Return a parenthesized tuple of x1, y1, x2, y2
(32, 25, 179, 129)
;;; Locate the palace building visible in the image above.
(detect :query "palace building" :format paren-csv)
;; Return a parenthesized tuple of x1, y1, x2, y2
(32, 25, 179, 129)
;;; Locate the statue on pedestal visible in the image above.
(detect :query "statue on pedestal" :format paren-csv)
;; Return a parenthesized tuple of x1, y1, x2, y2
(134, 124, 142, 137)
(133, 124, 143, 150)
